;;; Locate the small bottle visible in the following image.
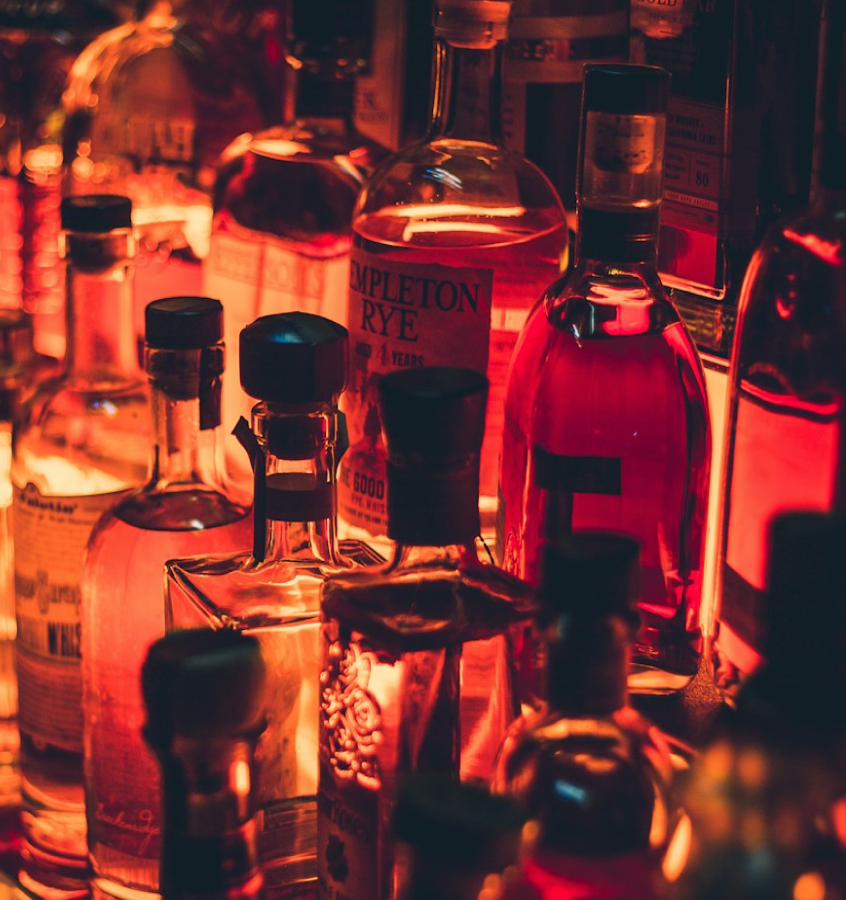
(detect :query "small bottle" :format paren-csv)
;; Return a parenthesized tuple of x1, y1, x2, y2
(669, 512, 846, 900)
(338, 0, 569, 546)
(712, 0, 846, 695)
(498, 64, 711, 694)
(141, 628, 266, 900)
(12, 193, 148, 893)
(493, 532, 676, 900)
(165, 311, 381, 895)
(393, 776, 525, 900)
(205, 0, 388, 479)
(82, 297, 252, 900)
(318, 366, 536, 900)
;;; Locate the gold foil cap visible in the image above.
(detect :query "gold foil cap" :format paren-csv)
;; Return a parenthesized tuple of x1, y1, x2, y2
(434, 0, 512, 48)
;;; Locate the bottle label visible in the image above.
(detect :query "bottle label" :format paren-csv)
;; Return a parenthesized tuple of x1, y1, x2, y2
(339, 247, 494, 535)
(721, 384, 838, 663)
(13, 483, 127, 752)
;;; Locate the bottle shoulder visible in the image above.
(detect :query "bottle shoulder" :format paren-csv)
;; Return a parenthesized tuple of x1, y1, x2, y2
(111, 484, 251, 531)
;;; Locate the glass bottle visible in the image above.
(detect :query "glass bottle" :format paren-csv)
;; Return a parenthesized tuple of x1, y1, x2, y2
(81, 296, 252, 900)
(318, 366, 537, 900)
(493, 532, 677, 900)
(165, 311, 382, 897)
(141, 628, 267, 900)
(668, 512, 846, 900)
(12, 193, 148, 895)
(338, 0, 569, 547)
(711, 0, 846, 695)
(498, 64, 711, 694)
(204, 0, 388, 482)
(61, 0, 288, 357)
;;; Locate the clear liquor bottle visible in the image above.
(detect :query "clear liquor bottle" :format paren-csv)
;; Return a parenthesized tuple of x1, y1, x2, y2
(711, 0, 846, 695)
(204, 0, 388, 482)
(493, 533, 677, 900)
(82, 297, 252, 900)
(142, 629, 267, 900)
(497, 64, 711, 694)
(12, 194, 149, 895)
(669, 513, 846, 900)
(165, 311, 381, 899)
(338, 0, 569, 546)
(318, 366, 536, 900)
(61, 0, 288, 357)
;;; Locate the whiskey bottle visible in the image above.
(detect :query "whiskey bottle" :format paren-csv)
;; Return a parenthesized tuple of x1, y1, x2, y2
(12, 193, 149, 895)
(141, 628, 266, 900)
(204, 0, 387, 481)
(82, 297, 252, 900)
(498, 64, 711, 693)
(61, 0, 288, 356)
(669, 512, 846, 900)
(338, 0, 569, 547)
(318, 366, 536, 900)
(493, 533, 676, 900)
(165, 311, 381, 897)
(712, 0, 846, 694)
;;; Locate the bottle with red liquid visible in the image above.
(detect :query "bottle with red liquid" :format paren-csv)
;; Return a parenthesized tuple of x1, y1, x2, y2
(337, 0, 569, 550)
(498, 64, 711, 694)
(82, 297, 252, 900)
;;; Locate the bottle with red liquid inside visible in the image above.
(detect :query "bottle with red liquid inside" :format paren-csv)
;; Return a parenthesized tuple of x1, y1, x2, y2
(81, 297, 252, 900)
(338, 0, 568, 550)
(498, 64, 711, 694)
(711, 0, 846, 695)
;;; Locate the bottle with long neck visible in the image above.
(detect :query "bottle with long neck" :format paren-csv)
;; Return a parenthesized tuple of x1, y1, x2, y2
(338, 0, 569, 550)
(165, 311, 381, 897)
(318, 366, 536, 900)
(711, 0, 846, 696)
(141, 628, 267, 900)
(81, 296, 252, 900)
(498, 64, 711, 694)
(12, 193, 149, 895)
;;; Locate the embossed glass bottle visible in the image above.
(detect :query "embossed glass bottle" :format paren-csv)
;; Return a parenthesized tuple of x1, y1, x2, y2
(338, 0, 568, 545)
(82, 297, 252, 900)
(205, 0, 387, 481)
(498, 64, 711, 693)
(142, 628, 267, 900)
(12, 194, 149, 895)
(711, 0, 846, 695)
(318, 367, 536, 900)
(493, 533, 676, 900)
(166, 312, 381, 899)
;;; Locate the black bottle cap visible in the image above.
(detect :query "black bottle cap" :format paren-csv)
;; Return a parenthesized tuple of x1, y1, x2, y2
(239, 312, 348, 404)
(0, 308, 34, 369)
(540, 532, 641, 620)
(145, 297, 224, 349)
(394, 776, 525, 867)
(582, 64, 669, 116)
(142, 629, 265, 748)
(60, 194, 132, 232)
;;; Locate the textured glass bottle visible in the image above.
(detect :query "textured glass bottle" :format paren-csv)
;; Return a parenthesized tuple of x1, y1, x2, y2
(318, 367, 536, 900)
(711, 0, 846, 695)
(498, 65, 711, 693)
(12, 194, 148, 893)
(205, 0, 387, 481)
(142, 629, 267, 900)
(670, 513, 846, 900)
(338, 0, 568, 545)
(82, 297, 252, 900)
(166, 312, 381, 898)
(494, 533, 677, 900)
(61, 0, 288, 353)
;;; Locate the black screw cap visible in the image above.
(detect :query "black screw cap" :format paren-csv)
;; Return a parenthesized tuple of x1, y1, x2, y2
(145, 297, 223, 349)
(61, 194, 132, 232)
(583, 64, 669, 116)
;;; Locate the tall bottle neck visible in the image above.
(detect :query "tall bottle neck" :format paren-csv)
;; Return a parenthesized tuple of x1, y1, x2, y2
(814, 0, 846, 198)
(243, 402, 344, 566)
(295, 72, 355, 122)
(63, 231, 140, 378)
(147, 345, 227, 490)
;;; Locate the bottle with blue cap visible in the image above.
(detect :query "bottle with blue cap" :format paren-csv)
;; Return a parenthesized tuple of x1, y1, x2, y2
(81, 296, 252, 900)
(165, 311, 382, 897)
